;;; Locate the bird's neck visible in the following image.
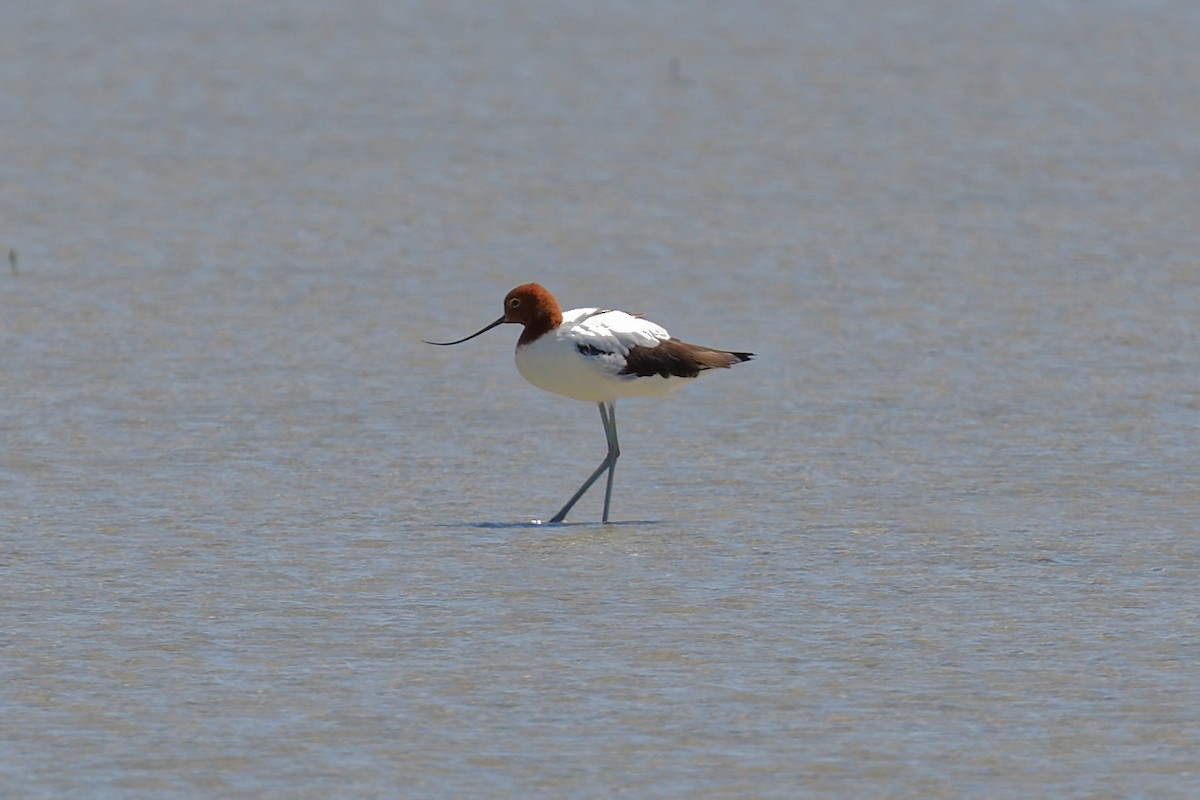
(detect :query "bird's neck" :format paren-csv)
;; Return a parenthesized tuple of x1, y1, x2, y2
(518, 308, 562, 346)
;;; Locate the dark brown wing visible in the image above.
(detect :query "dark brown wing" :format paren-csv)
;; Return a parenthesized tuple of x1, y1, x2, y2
(619, 338, 754, 379)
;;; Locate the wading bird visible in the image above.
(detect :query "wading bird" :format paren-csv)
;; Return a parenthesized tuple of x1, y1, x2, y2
(425, 283, 753, 523)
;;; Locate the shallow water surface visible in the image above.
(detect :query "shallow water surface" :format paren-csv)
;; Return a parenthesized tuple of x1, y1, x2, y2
(3, 1, 1198, 797)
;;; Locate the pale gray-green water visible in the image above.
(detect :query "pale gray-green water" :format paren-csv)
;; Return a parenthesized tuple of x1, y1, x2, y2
(3, 1, 1198, 797)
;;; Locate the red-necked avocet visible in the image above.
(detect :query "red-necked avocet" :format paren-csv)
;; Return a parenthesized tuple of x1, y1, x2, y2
(425, 283, 753, 523)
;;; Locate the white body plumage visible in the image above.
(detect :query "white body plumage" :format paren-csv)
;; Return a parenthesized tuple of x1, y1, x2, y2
(514, 308, 682, 402)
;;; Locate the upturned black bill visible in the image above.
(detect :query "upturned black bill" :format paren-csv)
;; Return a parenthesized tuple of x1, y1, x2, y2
(422, 316, 507, 345)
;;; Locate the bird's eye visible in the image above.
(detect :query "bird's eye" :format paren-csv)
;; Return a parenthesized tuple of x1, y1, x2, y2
(510, 298, 521, 308)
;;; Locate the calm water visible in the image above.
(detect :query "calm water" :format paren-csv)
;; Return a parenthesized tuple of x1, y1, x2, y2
(3, 1, 1198, 797)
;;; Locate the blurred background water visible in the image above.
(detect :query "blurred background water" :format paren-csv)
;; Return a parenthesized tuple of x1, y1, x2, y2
(2, 1, 1198, 797)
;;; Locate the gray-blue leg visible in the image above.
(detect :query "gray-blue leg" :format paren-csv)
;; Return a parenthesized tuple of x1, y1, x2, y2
(600, 403, 619, 523)
(549, 401, 620, 523)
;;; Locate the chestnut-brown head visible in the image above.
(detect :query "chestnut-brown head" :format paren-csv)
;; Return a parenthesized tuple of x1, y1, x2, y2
(423, 283, 564, 347)
(503, 283, 563, 344)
